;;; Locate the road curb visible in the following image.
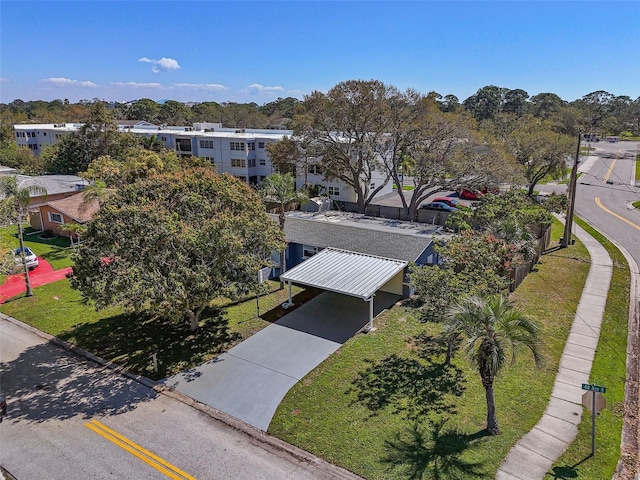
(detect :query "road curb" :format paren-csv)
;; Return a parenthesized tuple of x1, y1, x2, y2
(0, 312, 364, 480)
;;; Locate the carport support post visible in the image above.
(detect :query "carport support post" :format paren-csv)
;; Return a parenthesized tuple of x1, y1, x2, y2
(365, 295, 375, 332)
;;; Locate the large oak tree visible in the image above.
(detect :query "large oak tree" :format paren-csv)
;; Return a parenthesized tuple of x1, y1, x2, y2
(71, 168, 284, 331)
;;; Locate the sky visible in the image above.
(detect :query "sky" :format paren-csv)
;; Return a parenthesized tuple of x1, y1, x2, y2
(1, 1, 639, 106)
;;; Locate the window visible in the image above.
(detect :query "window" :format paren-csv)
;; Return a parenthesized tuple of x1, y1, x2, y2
(203, 156, 214, 162)
(160, 136, 167, 141)
(248, 158, 256, 168)
(48, 212, 64, 224)
(43, 132, 47, 136)
(28, 144, 38, 150)
(248, 142, 255, 151)
(231, 158, 246, 168)
(328, 186, 340, 196)
(259, 158, 266, 166)
(302, 245, 322, 259)
(308, 165, 323, 175)
(230, 142, 245, 151)
(200, 140, 214, 149)
(258, 142, 265, 149)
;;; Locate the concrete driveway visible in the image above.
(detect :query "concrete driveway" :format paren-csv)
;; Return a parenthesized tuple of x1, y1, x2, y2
(164, 291, 400, 430)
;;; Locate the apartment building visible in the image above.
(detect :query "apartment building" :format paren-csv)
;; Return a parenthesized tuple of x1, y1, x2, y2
(13, 122, 393, 203)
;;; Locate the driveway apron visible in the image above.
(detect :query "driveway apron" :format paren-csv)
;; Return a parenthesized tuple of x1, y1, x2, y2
(164, 291, 400, 431)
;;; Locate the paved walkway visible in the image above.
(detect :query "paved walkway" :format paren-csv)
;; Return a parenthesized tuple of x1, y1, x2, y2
(164, 291, 399, 431)
(497, 220, 613, 479)
(0, 258, 72, 304)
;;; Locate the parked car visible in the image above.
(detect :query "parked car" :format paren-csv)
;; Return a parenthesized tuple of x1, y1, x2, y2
(431, 197, 469, 209)
(419, 201, 459, 212)
(14, 246, 38, 270)
(459, 189, 481, 200)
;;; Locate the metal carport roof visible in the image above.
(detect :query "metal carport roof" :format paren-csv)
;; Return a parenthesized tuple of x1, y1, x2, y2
(279, 248, 407, 300)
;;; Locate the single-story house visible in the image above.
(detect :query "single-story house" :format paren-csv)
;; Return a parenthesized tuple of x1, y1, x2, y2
(269, 211, 450, 328)
(35, 193, 99, 238)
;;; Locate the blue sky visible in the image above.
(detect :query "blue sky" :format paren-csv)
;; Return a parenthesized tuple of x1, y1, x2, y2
(1, 1, 638, 105)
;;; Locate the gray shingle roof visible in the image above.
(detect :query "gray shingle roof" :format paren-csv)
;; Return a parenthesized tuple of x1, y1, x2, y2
(281, 211, 439, 262)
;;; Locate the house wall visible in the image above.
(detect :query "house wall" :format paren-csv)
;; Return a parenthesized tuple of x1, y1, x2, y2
(38, 205, 75, 236)
(379, 271, 404, 295)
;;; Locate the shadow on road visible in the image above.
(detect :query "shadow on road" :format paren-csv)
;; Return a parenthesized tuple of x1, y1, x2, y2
(0, 340, 156, 423)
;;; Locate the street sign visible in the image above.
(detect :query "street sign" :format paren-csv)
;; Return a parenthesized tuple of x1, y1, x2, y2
(582, 391, 606, 413)
(582, 383, 606, 393)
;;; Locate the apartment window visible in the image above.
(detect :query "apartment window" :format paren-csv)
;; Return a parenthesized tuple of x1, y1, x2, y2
(203, 156, 214, 162)
(247, 142, 255, 151)
(28, 144, 38, 150)
(308, 165, 323, 175)
(161, 136, 167, 141)
(248, 158, 256, 168)
(48, 212, 64, 224)
(231, 158, 246, 168)
(328, 186, 340, 196)
(43, 132, 47, 136)
(259, 158, 266, 166)
(199, 140, 214, 149)
(230, 142, 245, 151)
(302, 245, 322, 259)
(258, 142, 265, 149)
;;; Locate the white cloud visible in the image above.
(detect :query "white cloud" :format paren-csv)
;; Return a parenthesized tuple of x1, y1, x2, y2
(0, 77, 8, 83)
(246, 83, 285, 93)
(173, 83, 226, 91)
(41, 77, 98, 87)
(138, 56, 181, 73)
(112, 82, 163, 88)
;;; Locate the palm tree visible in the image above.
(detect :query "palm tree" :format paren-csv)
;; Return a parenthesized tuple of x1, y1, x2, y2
(0, 176, 47, 297)
(260, 173, 307, 286)
(444, 295, 541, 435)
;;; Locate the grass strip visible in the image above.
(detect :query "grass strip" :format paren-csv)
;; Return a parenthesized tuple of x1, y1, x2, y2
(269, 218, 592, 479)
(546, 217, 630, 479)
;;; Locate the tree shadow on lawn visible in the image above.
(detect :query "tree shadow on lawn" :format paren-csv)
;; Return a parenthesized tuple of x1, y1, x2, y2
(383, 420, 488, 480)
(58, 309, 240, 381)
(0, 341, 155, 423)
(349, 354, 466, 419)
(348, 331, 466, 419)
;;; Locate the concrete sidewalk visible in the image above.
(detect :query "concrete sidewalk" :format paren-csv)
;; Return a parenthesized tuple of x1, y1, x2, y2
(497, 220, 613, 479)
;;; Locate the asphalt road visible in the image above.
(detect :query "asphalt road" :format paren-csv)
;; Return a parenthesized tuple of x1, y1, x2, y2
(0, 317, 358, 480)
(574, 141, 640, 262)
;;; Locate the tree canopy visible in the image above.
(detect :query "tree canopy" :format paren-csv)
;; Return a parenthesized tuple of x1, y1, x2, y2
(71, 168, 285, 331)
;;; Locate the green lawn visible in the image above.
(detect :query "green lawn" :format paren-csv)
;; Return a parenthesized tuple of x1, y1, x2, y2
(1, 225, 73, 271)
(547, 217, 630, 479)
(269, 218, 595, 479)
(0, 279, 309, 380)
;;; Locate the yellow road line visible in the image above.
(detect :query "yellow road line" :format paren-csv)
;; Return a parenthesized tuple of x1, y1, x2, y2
(595, 197, 640, 232)
(85, 420, 195, 480)
(603, 151, 621, 183)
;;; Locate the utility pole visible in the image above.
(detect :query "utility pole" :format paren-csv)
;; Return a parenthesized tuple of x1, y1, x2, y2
(561, 133, 582, 248)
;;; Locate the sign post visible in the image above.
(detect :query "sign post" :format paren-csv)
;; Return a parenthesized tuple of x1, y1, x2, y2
(256, 267, 272, 318)
(581, 383, 606, 456)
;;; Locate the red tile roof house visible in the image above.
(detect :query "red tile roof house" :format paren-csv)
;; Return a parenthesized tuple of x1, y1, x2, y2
(36, 194, 99, 241)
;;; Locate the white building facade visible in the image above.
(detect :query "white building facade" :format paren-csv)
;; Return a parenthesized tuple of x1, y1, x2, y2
(14, 122, 393, 203)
